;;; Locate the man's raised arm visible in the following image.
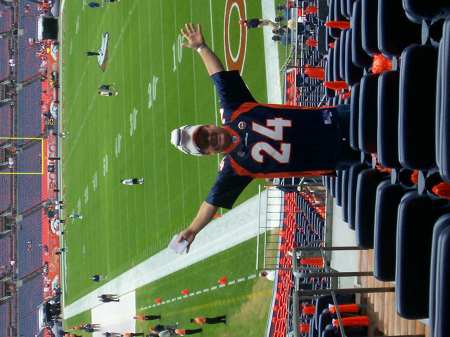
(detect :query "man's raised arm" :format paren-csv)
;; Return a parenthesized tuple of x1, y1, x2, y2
(181, 23, 225, 76)
(177, 201, 218, 252)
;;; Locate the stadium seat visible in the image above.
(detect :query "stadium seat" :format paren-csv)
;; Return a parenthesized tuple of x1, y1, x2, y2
(344, 29, 364, 85)
(377, 0, 422, 57)
(429, 213, 450, 337)
(361, 0, 380, 56)
(347, 162, 369, 230)
(341, 169, 350, 222)
(373, 181, 410, 281)
(377, 71, 401, 168)
(351, 1, 372, 69)
(355, 168, 389, 248)
(340, 0, 349, 19)
(334, 0, 347, 21)
(339, 31, 346, 80)
(336, 170, 343, 206)
(346, 0, 356, 18)
(358, 74, 379, 154)
(329, 0, 342, 39)
(326, 48, 335, 83)
(330, 176, 337, 198)
(349, 83, 360, 150)
(436, 19, 450, 182)
(399, 44, 438, 170)
(403, 0, 450, 22)
(395, 192, 450, 319)
(333, 36, 343, 81)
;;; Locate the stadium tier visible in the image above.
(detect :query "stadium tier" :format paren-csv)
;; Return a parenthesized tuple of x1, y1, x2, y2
(17, 210, 42, 278)
(17, 275, 44, 337)
(17, 81, 42, 136)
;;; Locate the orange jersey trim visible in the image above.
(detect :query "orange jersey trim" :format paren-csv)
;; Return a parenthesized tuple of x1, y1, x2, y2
(229, 157, 335, 178)
(229, 102, 337, 122)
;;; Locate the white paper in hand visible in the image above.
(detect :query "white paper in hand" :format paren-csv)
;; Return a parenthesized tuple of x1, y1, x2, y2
(169, 234, 189, 254)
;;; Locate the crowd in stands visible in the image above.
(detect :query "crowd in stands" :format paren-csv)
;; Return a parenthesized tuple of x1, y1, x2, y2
(0, 0, 61, 337)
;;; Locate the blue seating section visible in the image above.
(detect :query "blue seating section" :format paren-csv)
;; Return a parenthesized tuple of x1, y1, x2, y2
(0, 235, 12, 267)
(17, 81, 42, 137)
(17, 210, 42, 278)
(0, 302, 10, 337)
(17, 275, 44, 337)
(0, 175, 12, 212)
(17, 1, 41, 82)
(16, 143, 42, 213)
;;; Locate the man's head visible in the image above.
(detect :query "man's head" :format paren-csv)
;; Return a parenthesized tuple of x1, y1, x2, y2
(170, 124, 232, 155)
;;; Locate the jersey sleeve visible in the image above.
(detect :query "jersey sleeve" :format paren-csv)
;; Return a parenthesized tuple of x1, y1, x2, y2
(211, 71, 256, 120)
(206, 156, 253, 209)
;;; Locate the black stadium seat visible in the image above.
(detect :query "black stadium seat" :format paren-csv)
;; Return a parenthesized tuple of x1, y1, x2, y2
(399, 44, 438, 170)
(361, 0, 379, 56)
(333, 36, 343, 81)
(339, 31, 346, 80)
(429, 213, 450, 337)
(436, 19, 450, 182)
(341, 169, 349, 222)
(344, 29, 364, 85)
(347, 162, 369, 230)
(377, 71, 401, 168)
(340, 0, 349, 19)
(329, 0, 342, 39)
(346, 0, 356, 18)
(358, 74, 379, 154)
(349, 83, 360, 151)
(351, 0, 372, 69)
(403, 0, 450, 21)
(378, 0, 422, 57)
(336, 169, 343, 206)
(373, 181, 410, 281)
(396, 192, 450, 319)
(326, 47, 335, 83)
(355, 168, 389, 248)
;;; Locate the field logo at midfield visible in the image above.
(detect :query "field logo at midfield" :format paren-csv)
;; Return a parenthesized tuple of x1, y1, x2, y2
(224, 0, 247, 74)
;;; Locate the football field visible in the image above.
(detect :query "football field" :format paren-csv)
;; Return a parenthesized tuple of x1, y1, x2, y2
(61, 0, 280, 335)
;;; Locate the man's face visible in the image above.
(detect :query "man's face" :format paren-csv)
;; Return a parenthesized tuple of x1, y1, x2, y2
(194, 125, 232, 154)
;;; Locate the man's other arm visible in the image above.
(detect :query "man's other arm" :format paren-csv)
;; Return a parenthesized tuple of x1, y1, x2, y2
(181, 23, 224, 76)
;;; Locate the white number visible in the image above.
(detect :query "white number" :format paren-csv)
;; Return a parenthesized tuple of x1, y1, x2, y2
(252, 118, 292, 140)
(251, 143, 291, 163)
(250, 118, 292, 163)
(129, 108, 138, 136)
(172, 35, 183, 72)
(148, 76, 159, 109)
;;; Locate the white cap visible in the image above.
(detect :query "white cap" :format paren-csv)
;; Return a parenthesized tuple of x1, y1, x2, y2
(170, 125, 203, 156)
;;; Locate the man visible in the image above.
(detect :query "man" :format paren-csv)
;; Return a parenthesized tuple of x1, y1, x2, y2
(98, 84, 118, 97)
(171, 24, 357, 251)
(121, 177, 144, 185)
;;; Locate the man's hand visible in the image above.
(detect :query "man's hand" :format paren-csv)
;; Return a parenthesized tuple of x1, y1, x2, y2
(177, 227, 197, 253)
(181, 23, 205, 49)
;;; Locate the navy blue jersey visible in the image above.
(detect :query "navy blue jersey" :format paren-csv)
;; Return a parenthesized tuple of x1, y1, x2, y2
(205, 71, 343, 209)
(222, 102, 343, 178)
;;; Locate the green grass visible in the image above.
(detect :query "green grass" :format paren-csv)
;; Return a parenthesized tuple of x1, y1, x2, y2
(62, 1, 276, 336)
(135, 238, 272, 337)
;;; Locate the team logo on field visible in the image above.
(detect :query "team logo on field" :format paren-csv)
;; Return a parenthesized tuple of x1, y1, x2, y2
(224, 0, 247, 74)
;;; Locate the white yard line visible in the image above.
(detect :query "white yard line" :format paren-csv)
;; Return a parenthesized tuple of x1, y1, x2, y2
(262, 0, 282, 103)
(64, 190, 269, 318)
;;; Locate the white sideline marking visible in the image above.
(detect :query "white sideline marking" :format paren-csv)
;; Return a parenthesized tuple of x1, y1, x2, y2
(92, 291, 136, 336)
(64, 191, 271, 318)
(262, 0, 282, 103)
